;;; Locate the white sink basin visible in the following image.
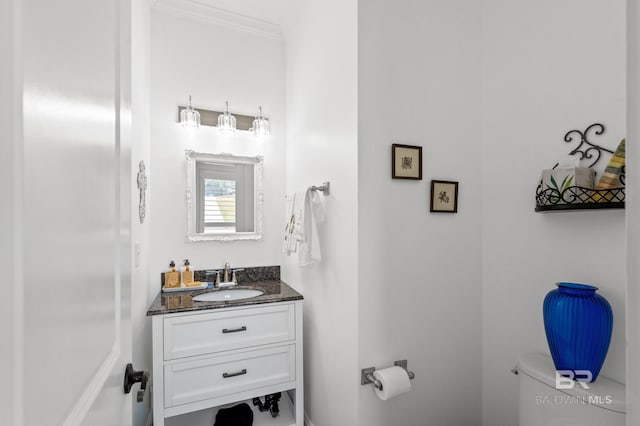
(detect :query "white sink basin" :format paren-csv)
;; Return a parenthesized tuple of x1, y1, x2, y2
(192, 288, 264, 302)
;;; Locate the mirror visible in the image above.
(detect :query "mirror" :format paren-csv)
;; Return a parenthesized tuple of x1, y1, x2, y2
(185, 150, 263, 242)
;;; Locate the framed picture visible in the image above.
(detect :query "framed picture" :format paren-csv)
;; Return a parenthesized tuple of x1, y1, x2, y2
(430, 180, 459, 213)
(392, 144, 422, 180)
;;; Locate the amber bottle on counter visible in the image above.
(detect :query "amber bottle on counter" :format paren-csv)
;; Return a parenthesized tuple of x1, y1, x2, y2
(181, 259, 194, 286)
(164, 260, 181, 288)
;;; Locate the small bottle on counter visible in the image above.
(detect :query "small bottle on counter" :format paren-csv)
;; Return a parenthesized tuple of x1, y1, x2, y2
(181, 259, 193, 284)
(182, 259, 201, 287)
(164, 260, 181, 288)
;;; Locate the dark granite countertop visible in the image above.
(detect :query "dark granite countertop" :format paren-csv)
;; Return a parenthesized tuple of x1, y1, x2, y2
(146, 279, 303, 316)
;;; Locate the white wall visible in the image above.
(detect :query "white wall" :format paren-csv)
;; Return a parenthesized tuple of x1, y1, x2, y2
(280, 0, 360, 425)
(0, 0, 20, 423)
(149, 10, 286, 281)
(131, 0, 151, 424)
(481, 1, 627, 424)
(142, 3, 630, 426)
(358, 1, 483, 425)
(627, 0, 640, 423)
(148, 11, 286, 425)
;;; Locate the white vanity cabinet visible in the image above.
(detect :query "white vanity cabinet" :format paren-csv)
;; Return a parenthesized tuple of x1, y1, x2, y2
(151, 300, 304, 426)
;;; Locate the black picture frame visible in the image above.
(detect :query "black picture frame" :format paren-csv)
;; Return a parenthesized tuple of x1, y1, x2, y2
(392, 144, 422, 180)
(430, 180, 459, 213)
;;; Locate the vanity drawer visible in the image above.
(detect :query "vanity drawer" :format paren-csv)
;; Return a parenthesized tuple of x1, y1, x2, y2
(164, 344, 296, 408)
(163, 303, 295, 360)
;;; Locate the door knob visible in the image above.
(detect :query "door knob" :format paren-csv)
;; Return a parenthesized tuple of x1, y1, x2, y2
(123, 363, 149, 403)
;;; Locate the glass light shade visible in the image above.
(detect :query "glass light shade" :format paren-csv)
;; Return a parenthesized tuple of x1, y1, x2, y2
(217, 101, 236, 133)
(180, 95, 200, 127)
(251, 106, 270, 136)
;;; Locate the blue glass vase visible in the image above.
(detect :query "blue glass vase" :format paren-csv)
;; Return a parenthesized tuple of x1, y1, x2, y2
(543, 282, 613, 382)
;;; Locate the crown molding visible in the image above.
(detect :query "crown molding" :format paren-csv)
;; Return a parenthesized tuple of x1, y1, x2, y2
(152, 0, 283, 41)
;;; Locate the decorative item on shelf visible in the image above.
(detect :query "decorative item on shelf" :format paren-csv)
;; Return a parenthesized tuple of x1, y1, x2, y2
(541, 167, 595, 199)
(430, 180, 459, 213)
(543, 282, 613, 382)
(391, 143, 422, 180)
(593, 138, 626, 202)
(180, 95, 200, 127)
(217, 101, 237, 134)
(535, 123, 625, 211)
(250, 106, 270, 136)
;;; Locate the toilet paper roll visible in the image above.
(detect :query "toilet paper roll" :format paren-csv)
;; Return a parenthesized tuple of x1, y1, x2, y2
(373, 366, 411, 400)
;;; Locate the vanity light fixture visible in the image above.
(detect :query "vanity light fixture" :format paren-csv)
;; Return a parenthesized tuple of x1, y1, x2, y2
(177, 101, 267, 133)
(250, 106, 270, 136)
(217, 101, 237, 134)
(180, 95, 200, 127)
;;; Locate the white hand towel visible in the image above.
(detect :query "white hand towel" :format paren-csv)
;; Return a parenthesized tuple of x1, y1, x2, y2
(298, 187, 325, 266)
(283, 193, 299, 255)
(284, 191, 306, 255)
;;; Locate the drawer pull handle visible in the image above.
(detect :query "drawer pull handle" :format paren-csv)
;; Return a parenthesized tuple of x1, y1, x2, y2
(222, 369, 247, 379)
(222, 326, 247, 334)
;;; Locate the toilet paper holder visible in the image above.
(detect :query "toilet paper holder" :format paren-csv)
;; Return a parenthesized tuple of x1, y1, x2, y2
(361, 360, 416, 390)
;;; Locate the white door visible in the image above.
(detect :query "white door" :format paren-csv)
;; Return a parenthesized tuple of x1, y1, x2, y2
(3, 0, 134, 424)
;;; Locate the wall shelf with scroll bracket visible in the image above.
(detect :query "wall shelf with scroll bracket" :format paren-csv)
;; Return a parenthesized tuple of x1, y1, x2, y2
(535, 123, 625, 212)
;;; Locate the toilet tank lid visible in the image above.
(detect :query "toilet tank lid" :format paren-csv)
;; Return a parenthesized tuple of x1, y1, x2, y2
(517, 353, 626, 414)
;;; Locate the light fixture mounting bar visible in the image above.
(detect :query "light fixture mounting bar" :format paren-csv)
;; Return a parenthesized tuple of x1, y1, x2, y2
(177, 106, 254, 131)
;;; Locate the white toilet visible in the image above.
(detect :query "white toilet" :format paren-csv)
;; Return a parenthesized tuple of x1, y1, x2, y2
(517, 353, 625, 426)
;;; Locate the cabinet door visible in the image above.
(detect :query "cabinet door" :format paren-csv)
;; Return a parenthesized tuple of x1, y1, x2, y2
(164, 304, 295, 360)
(164, 344, 296, 407)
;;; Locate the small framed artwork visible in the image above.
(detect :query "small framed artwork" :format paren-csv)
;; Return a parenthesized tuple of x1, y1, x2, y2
(430, 180, 459, 213)
(392, 143, 422, 180)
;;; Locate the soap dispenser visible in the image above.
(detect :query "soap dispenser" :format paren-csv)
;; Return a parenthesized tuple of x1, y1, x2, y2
(164, 260, 181, 288)
(182, 259, 194, 286)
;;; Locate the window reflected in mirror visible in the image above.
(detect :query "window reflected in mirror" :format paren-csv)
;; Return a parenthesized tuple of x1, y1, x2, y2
(186, 151, 263, 242)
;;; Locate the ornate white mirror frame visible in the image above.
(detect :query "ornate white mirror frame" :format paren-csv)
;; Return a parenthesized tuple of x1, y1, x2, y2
(185, 150, 264, 242)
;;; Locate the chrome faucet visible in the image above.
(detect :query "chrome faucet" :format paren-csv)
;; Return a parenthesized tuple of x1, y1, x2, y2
(218, 262, 245, 287)
(223, 262, 231, 283)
